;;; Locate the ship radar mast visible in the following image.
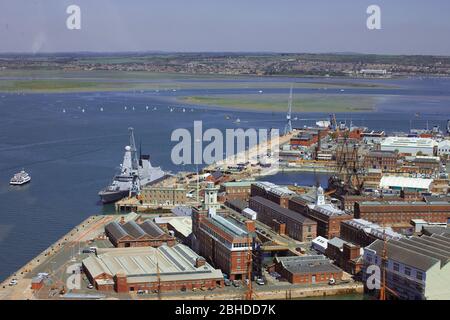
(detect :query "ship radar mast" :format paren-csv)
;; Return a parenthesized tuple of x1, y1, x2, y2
(128, 127, 139, 171)
(284, 85, 293, 135)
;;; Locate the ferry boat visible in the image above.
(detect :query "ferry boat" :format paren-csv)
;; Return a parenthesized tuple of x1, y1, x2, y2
(10, 170, 31, 185)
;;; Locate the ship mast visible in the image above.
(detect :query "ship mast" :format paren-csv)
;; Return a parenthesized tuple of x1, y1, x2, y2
(128, 127, 139, 171)
(284, 85, 293, 135)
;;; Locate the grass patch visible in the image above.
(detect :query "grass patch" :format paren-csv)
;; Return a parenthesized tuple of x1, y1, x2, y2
(181, 94, 375, 113)
(0, 69, 395, 93)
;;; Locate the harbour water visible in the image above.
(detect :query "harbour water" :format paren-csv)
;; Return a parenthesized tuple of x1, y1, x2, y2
(0, 76, 450, 281)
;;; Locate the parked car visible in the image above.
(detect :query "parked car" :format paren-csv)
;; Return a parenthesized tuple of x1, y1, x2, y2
(224, 279, 232, 286)
(87, 283, 94, 289)
(37, 273, 49, 278)
(9, 279, 18, 286)
(232, 280, 241, 287)
(256, 278, 265, 285)
(137, 290, 145, 295)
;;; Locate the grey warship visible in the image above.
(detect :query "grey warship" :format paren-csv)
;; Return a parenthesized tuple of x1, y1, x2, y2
(98, 127, 165, 204)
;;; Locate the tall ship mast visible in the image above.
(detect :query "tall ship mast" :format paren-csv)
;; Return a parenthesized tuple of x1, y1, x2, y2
(98, 128, 166, 204)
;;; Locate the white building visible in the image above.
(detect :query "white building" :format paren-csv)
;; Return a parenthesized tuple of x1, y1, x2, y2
(362, 130, 385, 145)
(438, 140, 450, 156)
(380, 137, 438, 156)
(363, 234, 450, 300)
(311, 236, 328, 254)
(242, 208, 257, 220)
(379, 176, 433, 192)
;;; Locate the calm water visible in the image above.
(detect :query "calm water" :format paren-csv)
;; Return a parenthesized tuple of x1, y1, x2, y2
(0, 76, 449, 281)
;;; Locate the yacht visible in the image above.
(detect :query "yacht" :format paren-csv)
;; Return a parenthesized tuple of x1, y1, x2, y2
(10, 170, 31, 185)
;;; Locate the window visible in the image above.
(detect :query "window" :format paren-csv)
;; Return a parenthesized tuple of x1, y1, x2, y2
(393, 263, 399, 272)
(405, 267, 411, 276)
(416, 271, 423, 281)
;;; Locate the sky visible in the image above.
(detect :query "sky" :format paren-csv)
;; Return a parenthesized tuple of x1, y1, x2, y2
(0, 0, 449, 55)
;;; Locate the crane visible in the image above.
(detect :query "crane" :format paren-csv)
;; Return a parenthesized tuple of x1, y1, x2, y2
(244, 233, 253, 300)
(379, 221, 399, 300)
(284, 85, 293, 135)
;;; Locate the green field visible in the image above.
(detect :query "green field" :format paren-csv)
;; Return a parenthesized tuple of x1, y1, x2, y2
(0, 69, 394, 93)
(181, 94, 376, 113)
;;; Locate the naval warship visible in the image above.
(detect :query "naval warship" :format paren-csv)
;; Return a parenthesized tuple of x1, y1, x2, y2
(98, 127, 165, 204)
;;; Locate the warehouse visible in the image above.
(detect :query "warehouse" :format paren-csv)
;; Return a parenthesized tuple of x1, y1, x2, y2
(249, 196, 317, 242)
(380, 136, 437, 156)
(82, 244, 224, 293)
(105, 220, 176, 248)
(274, 255, 342, 285)
(363, 234, 450, 300)
(340, 219, 403, 247)
(379, 176, 433, 192)
(354, 200, 450, 227)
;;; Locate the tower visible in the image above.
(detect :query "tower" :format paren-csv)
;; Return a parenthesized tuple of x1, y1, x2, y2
(203, 182, 220, 215)
(284, 85, 293, 135)
(316, 185, 325, 206)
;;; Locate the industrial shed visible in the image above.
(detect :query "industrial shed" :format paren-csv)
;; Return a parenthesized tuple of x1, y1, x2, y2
(274, 255, 343, 285)
(105, 220, 176, 248)
(82, 244, 224, 293)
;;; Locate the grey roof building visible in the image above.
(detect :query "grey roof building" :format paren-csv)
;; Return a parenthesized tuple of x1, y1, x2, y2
(105, 219, 176, 248)
(363, 234, 450, 300)
(274, 255, 343, 284)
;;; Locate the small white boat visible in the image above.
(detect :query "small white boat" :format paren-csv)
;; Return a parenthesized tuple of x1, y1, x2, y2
(10, 170, 31, 185)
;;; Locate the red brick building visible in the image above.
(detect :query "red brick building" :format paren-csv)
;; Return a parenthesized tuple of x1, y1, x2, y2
(364, 150, 399, 172)
(288, 187, 352, 239)
(274, 255, 342, 284)
(105, 220, 176, 248)
(340, 219, 403, 247)
(250, 182, 295, 208)
(219, 181, 252, 202)
(290, 128, 329, 148)
(82, 245, 224, 293)
(325, 237, 363, 275)
(354, 201, 450, 227)
(249, 196, 317, 242)
(192, 208, 255, 280)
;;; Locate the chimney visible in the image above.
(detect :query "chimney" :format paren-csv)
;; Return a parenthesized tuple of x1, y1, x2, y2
(245, 220, 256, 233)
(119, 216, 125, 225)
